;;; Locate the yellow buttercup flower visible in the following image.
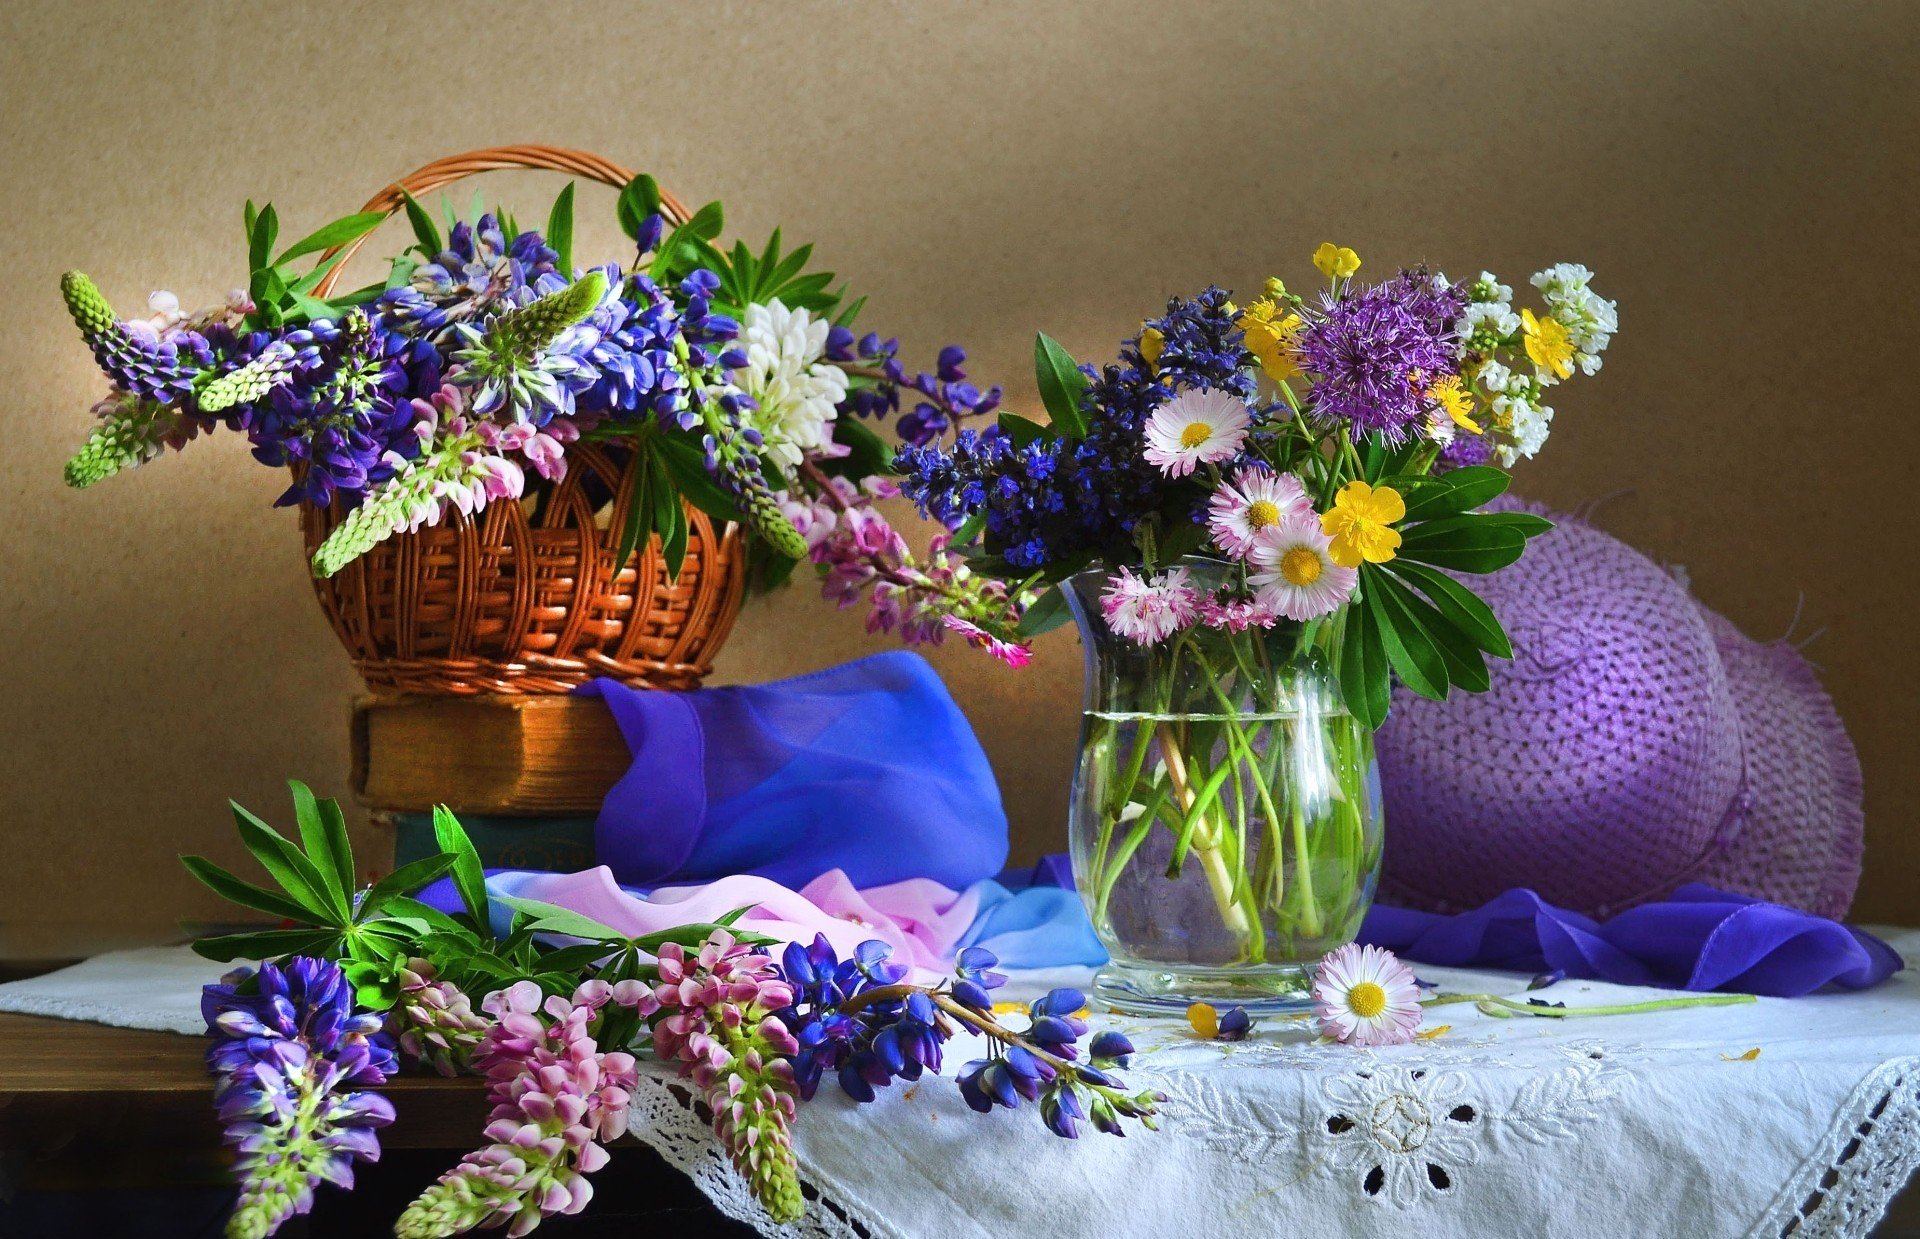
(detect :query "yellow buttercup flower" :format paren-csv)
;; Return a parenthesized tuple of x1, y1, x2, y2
(1522, 308, 1575, 381)
(1426, 374, 1481, 433)
(1139, 324, 1166, 371)
(1313, 242, 1361, 280)
(1237, 297, 1304, 382)
(1321, 480, 1405, 568)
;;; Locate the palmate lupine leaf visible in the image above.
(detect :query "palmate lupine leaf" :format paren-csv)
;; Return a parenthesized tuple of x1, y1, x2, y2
(184, 782, 460, 970)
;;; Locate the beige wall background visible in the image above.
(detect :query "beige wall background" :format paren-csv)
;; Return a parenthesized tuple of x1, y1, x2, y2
(2, 0, 1915, 950)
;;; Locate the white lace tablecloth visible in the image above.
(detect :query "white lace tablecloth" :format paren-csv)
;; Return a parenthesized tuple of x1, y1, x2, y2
(5, 935, 1918, 1238)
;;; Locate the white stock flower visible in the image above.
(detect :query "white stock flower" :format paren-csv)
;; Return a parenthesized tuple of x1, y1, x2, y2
(732, 298, 849, 476)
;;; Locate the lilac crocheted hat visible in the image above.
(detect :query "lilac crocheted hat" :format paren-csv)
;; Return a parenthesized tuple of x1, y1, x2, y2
(1374, 502, 1863, 920)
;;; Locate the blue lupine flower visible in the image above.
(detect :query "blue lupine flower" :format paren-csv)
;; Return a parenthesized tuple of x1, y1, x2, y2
(245, 313, 439, 508)
(203, 957, 397, 1239)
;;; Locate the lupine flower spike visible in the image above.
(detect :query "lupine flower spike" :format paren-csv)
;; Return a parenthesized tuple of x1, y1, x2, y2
(395, 979, 643, 1238)
(202, 958, 398, 1239)
(648, 932, 805, 1224)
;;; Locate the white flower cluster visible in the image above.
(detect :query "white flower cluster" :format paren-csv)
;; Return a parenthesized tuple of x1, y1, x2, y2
(1461, 271, 1520, 344)
(732, 299, 850, 476)
(1531, 262, 1617, 376)
(1470, 356, 1553, 466)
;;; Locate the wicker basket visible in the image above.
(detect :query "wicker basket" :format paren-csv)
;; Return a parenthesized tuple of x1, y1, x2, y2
(301, 146, 747, 696)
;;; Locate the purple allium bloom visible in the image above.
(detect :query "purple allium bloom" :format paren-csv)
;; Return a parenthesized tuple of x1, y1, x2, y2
(1296, 270, 1466, 444)
(203, 957, 397, 1239)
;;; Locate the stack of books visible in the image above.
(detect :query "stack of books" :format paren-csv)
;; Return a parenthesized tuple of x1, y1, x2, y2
(354, 695, 629, 872)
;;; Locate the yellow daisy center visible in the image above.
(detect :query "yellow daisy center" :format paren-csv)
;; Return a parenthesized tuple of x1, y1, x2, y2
(1179, 422, 1213, 449)
(1245, 499, 1281, 530)
(1280, 547, 1322, 586)
(1346, 981, 1387, 1019)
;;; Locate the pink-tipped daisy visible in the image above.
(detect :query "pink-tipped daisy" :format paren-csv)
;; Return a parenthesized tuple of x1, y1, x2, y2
(1248, 515, 1357, 621)
(1142, 388, 1252, 478)
(1198, 592, 1281, 633)
(1100, 565, 1202, 646)
(942, 615, 1034, 667)
(1312, 943, 1423, 1046)
(1207, 467, 1312, 558)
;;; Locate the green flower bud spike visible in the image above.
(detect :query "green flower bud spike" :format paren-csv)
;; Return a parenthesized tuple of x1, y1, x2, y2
(61, 270, 117, 340)
(198, 342, 296, 414)
(63, 395, 183, 488)
(492, 269, 607, 358)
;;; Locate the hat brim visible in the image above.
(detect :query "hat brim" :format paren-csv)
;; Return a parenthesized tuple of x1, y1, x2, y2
(1691, 607, 1863, 920)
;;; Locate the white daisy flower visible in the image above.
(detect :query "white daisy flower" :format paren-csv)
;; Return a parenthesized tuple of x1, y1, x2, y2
(1100, 565, 1202, 646)
(1311, 942, 1423, 1046)
(1248, 515, 1356, 621)
(732, 298, 850, 476)
(1142, 388, 1251, 478)
(1206, 466, 1312, 558)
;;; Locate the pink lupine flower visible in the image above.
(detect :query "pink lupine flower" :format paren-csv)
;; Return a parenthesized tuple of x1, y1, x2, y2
(396, 978, 650, 1239)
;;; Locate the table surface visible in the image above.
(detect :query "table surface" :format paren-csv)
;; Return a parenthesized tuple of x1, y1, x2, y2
(0, 1009, 497, 1195)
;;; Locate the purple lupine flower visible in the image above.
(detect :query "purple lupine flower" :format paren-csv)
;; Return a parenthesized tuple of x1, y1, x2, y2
(203, 957, 397, 1239)
(244, 312, 440, 508)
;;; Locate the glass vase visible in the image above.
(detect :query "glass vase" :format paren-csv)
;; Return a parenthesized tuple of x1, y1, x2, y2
(1063, 561, 1384, 1015)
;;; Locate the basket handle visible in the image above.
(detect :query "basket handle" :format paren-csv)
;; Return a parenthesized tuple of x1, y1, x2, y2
(312, 144, 692, 298)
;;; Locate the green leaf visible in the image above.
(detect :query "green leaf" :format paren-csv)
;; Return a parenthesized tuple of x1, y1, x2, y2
(1390, 579, 1492, 693)
(192, 927, 340, 964)
(382, 897, 474, 937)
(287, 780, 355, 907)
(180, 855, 318, 924)
(496, 895, 628, 943)
(1399, 466, 1510, 521)
(249, 204, 279, 274)
(285, 249, 352, 297)
(1014, 584, 1072, 638)
(243, 200, 258, 242)
(998, 412, 1053, 448)
(1033, 333, 1089, 439)
(617, 175, 661, 240)
(631, 920, 776, 952)
(431, 805, 490, 929)
(230, 800, 347, 923)
(342, 959, 401, 1011)
(273, 211, 388, 267)
(1386, 561, 1512, 658)
(829, 416, 893, 481)
(1471, 511, 1555, 539)
(1397, 523, 1530, 574)
(1364, 568, 1448, 701)
(950, 508, 987, 547)
(685, 200, 724, 240)
(653, 454, 688, 582)
(360, 853, 459, 915)
(398, 189, 441, 257)
(657, 433, 744, 524)
(614, 442, 658, 572)
(1336, 596, 1391, 729)
(546, 183, 575, 274)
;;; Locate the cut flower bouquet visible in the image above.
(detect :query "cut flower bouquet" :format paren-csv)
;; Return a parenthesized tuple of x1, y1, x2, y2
(900, 247, 1619, 1009)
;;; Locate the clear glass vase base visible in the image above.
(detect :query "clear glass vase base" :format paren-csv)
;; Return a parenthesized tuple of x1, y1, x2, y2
(1093, 961, 1318, 1017)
